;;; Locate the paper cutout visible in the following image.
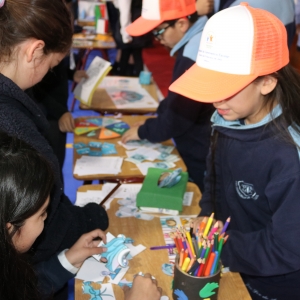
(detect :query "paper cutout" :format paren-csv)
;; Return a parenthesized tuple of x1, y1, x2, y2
(74, 127, 99, 135)
(162, 263, 174, 276)
(174, 289, 188, 300)
(74, 142, 87, 149)
(199, 282, 219, 298)
(99, 128, 121, 140)
(102, 117, 122, 127)
(100, 234, 130, 272)
(88, 118, 103, 127)
(82, 282, 115, 300)
(74, 118, 129, 141)
(105, 121, 130, 135)
(75, 121, 98, 128)
(87, 131, 97, 137)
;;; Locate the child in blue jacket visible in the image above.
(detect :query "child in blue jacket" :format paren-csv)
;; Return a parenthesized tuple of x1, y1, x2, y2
(171, 3, 300, 299)
(122, 0, 215, 191)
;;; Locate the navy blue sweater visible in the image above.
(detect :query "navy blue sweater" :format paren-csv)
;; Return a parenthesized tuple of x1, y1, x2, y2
(200, 108, 300, 299)
(138, 46, 214, 191)
(0, 74, 109, 264)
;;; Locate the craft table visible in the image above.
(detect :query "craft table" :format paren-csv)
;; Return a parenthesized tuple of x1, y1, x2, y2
(74, 183, 251, 300)
(79, 76, 159, 115)
(73, 115, 187, 182)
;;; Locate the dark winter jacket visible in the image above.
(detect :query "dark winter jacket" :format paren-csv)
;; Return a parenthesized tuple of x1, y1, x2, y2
(138, 17, 214, 191)
(0, 73, 108, 264)
(200, 106, 300, 299)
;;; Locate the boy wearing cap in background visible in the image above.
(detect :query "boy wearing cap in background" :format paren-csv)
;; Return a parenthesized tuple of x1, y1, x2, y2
(171, 3, 300, 299)
(122, 0, 214, 192)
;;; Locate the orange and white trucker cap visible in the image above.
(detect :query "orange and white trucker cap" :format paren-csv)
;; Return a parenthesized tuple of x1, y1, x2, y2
(126, 0, 196, 36)
(169, 2, 289, 103)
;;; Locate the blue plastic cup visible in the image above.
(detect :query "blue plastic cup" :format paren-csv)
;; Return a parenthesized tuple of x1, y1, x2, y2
(139, 71, 152, 85)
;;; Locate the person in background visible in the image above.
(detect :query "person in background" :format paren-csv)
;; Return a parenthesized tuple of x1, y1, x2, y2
(122, 0, 215, 192)
(170, 3, 300, 299)
(203, 0, 295, 47)
(31, 59, 88, 177)
(110, 0, 152, 76)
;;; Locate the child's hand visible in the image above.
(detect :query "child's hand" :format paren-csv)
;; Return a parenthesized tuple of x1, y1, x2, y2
(121, 127, 140, 143)
(73, 70, 89, 83)
(196, 0, 214, 16)
(192, 216, 221, 234)
(65, 229, 107, 268)
(58, 112, 75, 132)
(123, 273, 162, 300)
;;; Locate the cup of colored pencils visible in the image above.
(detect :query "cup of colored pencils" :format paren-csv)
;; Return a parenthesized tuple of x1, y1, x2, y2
(171, 214, 230, 300)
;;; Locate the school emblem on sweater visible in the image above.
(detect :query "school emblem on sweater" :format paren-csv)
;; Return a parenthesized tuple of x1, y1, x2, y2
(235, 181, 259, 200)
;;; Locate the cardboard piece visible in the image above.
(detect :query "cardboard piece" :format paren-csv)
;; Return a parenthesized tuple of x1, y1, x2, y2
(136, 168, 188, 211)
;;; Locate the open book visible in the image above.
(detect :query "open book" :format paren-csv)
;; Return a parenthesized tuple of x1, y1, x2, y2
(73, 56, 112, 105)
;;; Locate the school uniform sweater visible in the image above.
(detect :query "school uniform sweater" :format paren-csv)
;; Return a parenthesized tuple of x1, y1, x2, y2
(0, 73, 109, 263)
(35, 254, 74, 297)
(200, 106, 300, 299)
(138, 17, 214, 191)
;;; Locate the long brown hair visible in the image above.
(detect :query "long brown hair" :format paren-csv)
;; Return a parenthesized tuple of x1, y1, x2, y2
(0, 0, 73, 61)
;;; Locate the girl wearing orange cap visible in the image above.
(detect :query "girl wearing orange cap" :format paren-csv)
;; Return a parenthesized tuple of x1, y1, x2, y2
(171, 3, 300, 299)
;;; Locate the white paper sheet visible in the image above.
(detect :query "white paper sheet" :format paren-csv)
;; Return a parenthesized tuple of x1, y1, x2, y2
(74, 156, 123, 175)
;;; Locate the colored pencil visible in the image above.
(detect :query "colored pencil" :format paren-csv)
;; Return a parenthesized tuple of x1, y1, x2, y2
(199, 217, 208, 233)
(181, 257, 191, 272)
(99, 182, 121, 206)
(204, 252, 216, 276)
(220, 217, 231, 235)
(203, 213, 214, 237)
(208, 221, 219, 240)
(150, 244, 176, 250)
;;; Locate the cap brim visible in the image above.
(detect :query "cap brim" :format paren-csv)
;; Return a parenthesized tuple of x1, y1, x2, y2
(126, 17, 162, 36)
(169, 64, 257, 103)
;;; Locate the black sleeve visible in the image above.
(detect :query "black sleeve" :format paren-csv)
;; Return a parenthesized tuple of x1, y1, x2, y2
(138, 55, 209, 142)
(35, 255, 74, 297)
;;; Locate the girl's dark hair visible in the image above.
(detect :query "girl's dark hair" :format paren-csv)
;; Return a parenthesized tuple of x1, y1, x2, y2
(0, 131, 54, 300)
(210, 64, 300, 217)
(0, 0, 73, 61)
